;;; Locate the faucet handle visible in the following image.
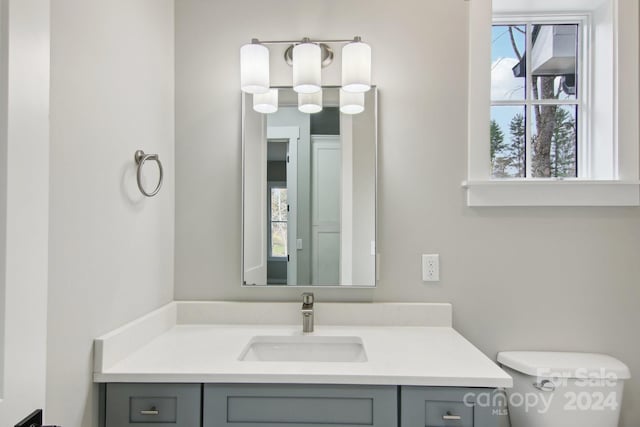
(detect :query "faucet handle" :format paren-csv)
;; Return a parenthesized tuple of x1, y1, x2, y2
(302, 292, 314, 304)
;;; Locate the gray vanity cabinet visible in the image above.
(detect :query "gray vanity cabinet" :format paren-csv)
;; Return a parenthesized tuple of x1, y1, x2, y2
(101, 384, 502, 427)
(103, 383, 201, 427)
(203, 384, 398, 427)
(400, 387, 501, 427)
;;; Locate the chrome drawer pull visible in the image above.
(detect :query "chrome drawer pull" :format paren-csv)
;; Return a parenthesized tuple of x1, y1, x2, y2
(442, 411, 462, 421)
(140, 407, 159, 416)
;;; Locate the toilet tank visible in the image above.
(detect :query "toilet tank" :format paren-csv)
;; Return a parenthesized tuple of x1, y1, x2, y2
(497, 351, 630, 427)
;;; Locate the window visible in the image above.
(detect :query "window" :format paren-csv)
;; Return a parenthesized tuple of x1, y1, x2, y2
(465, 0, 639, 206)
(268, 184, 288, 258)
(491, 21, 582, 179)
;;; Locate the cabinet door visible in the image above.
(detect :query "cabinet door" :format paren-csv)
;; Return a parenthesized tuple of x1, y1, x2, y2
(401, 387, 501, 427)
(105, 383, 201, 427)
(204, 384, 398, 427)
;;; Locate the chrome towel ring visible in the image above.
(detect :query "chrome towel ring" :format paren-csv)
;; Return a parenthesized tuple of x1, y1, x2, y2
(134, 150, 163, 197)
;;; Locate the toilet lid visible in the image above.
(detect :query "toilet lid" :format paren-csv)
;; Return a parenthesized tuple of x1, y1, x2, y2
(497, 351, 631, 379)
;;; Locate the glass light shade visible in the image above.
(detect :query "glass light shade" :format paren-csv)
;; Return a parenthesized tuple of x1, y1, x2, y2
(342, 41, 371, 93)
(240, 43, 270, 94)
(293, 42, 322, 94)
(340, 89, 365, 114)
(298, 91, 322, 114)
(253, 89, 278, 114)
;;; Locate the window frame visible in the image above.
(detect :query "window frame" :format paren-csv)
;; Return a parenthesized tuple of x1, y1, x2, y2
(267, 181, 288, 261)
(491, 15, 589, 179)
(465, 0, 640, 207)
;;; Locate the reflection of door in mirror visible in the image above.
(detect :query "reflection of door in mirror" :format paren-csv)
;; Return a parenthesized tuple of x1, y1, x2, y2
(311, 135, 341, 284)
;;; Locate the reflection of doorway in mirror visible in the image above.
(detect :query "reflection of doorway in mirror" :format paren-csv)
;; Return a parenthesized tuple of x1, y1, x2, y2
(266, 140, 288, 285)
(271, 111, 310, 285)
(266, 126, 300, 285)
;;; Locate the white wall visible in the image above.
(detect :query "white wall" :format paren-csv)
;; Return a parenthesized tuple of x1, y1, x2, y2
(174, 1, 640, 425)
(351, 92, 376, 286)
(47, 1, 175, 426)
(0, 0, 50, 424)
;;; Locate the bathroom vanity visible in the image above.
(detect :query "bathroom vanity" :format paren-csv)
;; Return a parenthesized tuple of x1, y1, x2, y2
(94, 302, 512, 427)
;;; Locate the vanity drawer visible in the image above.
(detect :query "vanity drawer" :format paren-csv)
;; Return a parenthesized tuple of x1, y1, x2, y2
(105, 383, 201, 427)
(401, 387, 501, 427)
(203, 384, 397, 427)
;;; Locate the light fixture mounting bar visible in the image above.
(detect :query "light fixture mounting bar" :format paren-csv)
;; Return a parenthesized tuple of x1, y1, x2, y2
(251, 37, 362, 46)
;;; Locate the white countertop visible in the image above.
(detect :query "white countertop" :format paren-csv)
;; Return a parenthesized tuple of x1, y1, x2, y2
(93, 302, 512, 388)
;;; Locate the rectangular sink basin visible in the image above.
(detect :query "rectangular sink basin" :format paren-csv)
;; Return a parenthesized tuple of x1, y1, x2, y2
(239, 336, 367, 362)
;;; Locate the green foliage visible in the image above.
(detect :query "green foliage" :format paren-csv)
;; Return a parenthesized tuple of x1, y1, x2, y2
(490, 119, 505, 159)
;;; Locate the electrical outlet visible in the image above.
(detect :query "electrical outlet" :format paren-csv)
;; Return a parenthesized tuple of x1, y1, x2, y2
(422, 254, 440, 282)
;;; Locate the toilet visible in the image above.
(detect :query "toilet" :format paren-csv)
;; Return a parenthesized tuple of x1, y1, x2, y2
(497, 351, 630, 427)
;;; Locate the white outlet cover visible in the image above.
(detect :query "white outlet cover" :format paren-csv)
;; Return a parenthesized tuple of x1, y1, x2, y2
(422, 254, 440, 282)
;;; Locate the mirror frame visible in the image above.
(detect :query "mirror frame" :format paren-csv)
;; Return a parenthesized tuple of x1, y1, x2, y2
(241, 86, 378, 288)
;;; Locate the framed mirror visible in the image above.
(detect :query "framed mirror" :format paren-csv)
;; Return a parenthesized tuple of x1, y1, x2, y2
(242, 87, 377, 287)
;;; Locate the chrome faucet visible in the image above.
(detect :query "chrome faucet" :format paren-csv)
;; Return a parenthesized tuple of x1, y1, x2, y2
(301, 292, 314, 333)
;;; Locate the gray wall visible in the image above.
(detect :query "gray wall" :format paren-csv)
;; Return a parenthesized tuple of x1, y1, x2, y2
(48, 1, 175, 426)
(174, 1, 640, 425)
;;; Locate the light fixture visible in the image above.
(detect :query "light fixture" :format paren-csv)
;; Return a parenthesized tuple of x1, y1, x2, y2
(340, 89, 365, 114)
(298, 91, 323, 114)
(293, 39, 322, 94)
(240, 40, 270, 94)
(342, 37, 371, 93)
(253, 89, 278, 114)
(240, 36, 372, 114)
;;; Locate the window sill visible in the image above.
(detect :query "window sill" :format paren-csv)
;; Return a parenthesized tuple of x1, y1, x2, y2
(462, 180, 640, 207)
